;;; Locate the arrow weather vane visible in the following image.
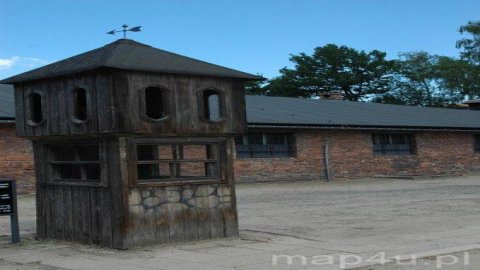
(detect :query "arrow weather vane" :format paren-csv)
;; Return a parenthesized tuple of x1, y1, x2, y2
(107, 24, 142, 39)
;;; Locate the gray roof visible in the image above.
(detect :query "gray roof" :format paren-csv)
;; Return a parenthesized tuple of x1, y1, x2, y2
(0, 84, 14, 119)
(0, 39, 263, 84)
(246, 95, 480, 130)
(2, 83, 480, 130)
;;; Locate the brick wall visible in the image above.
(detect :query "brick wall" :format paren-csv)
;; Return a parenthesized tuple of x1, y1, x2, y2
(2, 124, 480, 193)
(234, 131, 326, 182)
(0, 123, 35, 193)
(234, 130, 480, 182)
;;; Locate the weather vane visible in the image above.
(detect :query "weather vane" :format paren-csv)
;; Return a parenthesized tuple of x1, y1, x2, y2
(107, 24, 142, 39)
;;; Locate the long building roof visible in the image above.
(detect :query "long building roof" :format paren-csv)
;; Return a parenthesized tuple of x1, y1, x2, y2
(1, 84, 480, 130)
(246, 95, 480, 130)
(0, 39, 263, 84)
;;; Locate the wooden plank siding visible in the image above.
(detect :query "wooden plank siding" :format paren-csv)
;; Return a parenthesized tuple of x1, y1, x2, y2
(122, 136, 238, 247)
(14, 70, 246, 138)
(111, 70, 247, 136)
(34, 137, 126, 248)
(13, 72, 114, 137)
(14, 68, 244, 248)
(124, 183, 237, 246)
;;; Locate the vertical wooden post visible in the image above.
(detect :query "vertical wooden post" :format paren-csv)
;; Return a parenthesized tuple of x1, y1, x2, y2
(324, 141, 331, 182)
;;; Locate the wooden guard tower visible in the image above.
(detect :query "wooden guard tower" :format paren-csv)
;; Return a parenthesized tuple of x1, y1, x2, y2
(0, 39, 263, 249)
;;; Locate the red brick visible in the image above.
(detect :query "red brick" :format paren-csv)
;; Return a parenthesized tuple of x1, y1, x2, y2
(0, 124, 35, 194)
(3, 125, 480, 192)
(234, 130, 480, 182)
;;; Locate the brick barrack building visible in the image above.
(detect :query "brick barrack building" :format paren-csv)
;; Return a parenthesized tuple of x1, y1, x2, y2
(2, 82, 480, 194)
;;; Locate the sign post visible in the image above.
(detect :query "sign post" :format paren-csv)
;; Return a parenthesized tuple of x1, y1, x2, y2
(0, 180, 20, 243)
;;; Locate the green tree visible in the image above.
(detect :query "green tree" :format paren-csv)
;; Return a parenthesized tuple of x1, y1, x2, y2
(266, 44, 396, 101)
(374, 52, 461, 107)
(436, 57, 480, 100)
(451, 21, 480, 100)
(457, 21, 480, 64)
(244, 80, 267, 95)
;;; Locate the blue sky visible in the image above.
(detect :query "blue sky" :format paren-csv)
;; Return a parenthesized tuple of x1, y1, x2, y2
(0, 0, 478, 80)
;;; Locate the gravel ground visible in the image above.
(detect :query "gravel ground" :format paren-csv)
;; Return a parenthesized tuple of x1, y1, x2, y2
(353, 249, 480, 270)
(1, 175, 479, 269)
(237, 175, 480, 256)
(0, 259, 62, 270)
(0, 194, 36, 237)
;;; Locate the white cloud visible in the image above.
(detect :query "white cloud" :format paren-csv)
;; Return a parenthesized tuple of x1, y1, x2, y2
(0, 58, 14, 69)
(0, 56, 49, 70)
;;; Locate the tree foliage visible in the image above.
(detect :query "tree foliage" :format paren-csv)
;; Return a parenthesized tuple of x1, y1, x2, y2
(436, 56, 480, 100)
(265, 44, 396, 101)
(374, 52, 480, 106)
(457, 20, 480, 64)
(244, 80, 267, 95)
(248, 21, 480, 107)
(374, 52, 461, 106)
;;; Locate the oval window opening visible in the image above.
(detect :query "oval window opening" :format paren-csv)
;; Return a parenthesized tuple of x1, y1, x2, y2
(145, 87, 166, 120)
(28, 93, 43, 125)
(203, 90, 222, 121)
(74, 88, 88, 121)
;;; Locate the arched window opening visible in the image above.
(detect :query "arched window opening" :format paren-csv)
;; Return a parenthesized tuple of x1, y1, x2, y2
(28, 93, 43, 125)
(203, 90, 223, 121)
(73, 88, 88, 121)
(144, 87, 166, 120)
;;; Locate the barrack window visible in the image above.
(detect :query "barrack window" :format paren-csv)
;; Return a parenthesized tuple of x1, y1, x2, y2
(372, 134, 416, 155)
(235, 133, 296, 158)
(474, 135, 480, 153)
